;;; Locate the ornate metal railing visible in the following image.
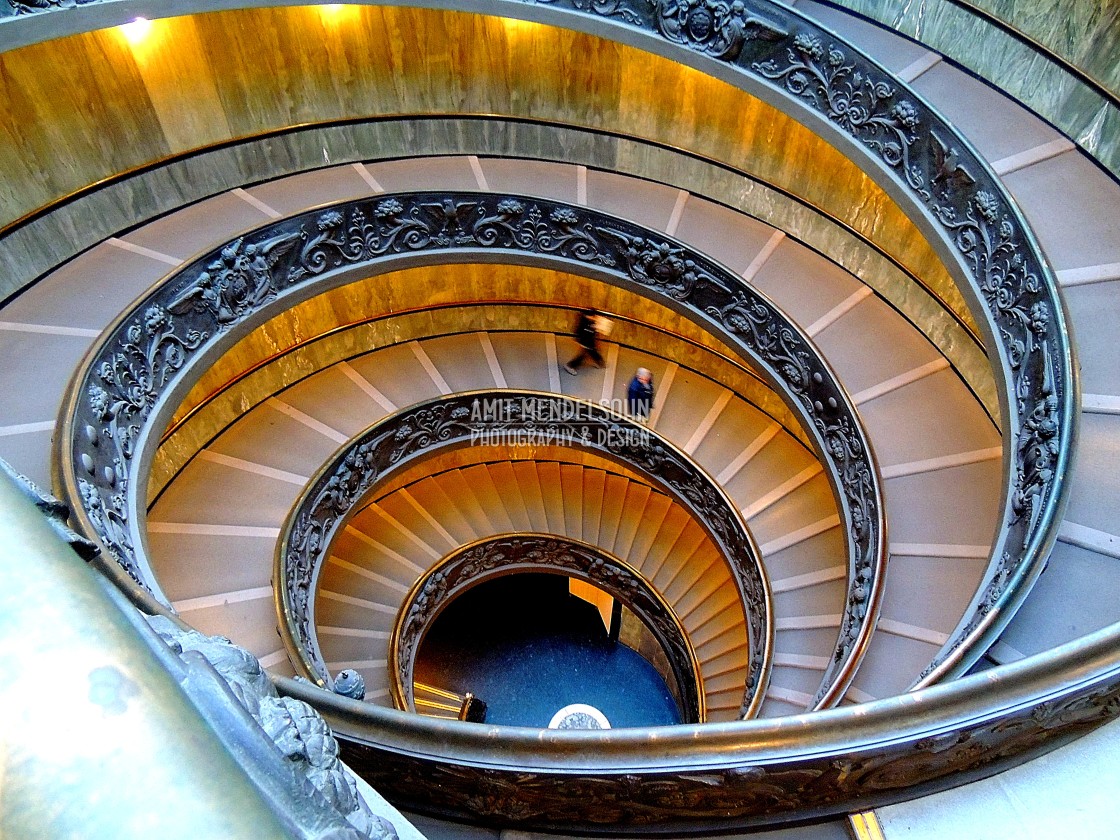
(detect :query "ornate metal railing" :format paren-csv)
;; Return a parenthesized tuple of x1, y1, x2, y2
(816, 0, 1120, 179)
(278, 392, 762, 715)
(5, 0, 1075, 693)
(480, 0, 1076, 687)
(389, 534, 704, 722)
(7, 0, 1088, 829)
(287, 612, 1120, 833)
(9, 439, 1120, 834)
(57, 190, 886, 711)
(518, 0, 1076, 687)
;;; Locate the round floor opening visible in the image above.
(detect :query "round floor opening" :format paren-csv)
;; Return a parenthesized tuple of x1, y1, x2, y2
(413, 573, 683, 727)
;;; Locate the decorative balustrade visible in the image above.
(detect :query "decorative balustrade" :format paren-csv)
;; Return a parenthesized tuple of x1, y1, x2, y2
(818, 0, 1120, 179)
(7, 0, 1088, 830)
(505, 0, 1076, 686)
(0, 0, 1073, 693)
(0, 466, 402, 839)
(289, 614, 1120, 833)
(278, 392, 758, 716)
(58, 190, 886, 710)
(5, 453, 1120, 833)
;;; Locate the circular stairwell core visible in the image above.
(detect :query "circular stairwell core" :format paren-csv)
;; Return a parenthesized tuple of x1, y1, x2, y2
(413, 572, 684, 728)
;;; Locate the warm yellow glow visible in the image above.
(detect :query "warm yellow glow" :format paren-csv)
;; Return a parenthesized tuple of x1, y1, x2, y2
(317, 3, 359, 23)
(849, 812, 887, 840)
(118, 16, 152, 44)
(499, 15, 540, 36)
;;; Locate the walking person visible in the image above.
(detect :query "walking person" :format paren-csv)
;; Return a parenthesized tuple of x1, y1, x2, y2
(564, 308, 605, 374)
(627, 367, 654, 421)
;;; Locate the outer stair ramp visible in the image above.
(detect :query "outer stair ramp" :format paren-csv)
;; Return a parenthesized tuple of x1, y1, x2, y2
(0, 2, 1113, 837)
(0, 156, 1003, 716)
(742, 2, 1120, 836)
(794, 0, 1120, 681)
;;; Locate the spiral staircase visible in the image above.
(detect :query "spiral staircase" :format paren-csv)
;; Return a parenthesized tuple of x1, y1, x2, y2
(1, 0, 1119, 837)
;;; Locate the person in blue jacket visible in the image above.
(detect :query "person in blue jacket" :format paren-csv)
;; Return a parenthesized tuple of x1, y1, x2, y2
(627, 367, 654, 421)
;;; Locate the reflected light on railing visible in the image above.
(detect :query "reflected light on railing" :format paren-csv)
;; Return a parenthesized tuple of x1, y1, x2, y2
(499, 15, 540, 37)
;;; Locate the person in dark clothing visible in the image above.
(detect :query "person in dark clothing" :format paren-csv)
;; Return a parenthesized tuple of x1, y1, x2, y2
(627, 367, 654, 420)
(564, 309, 604, 374)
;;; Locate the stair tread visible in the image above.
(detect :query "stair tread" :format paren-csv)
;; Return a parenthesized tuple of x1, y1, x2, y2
(280, 364, 394, 438)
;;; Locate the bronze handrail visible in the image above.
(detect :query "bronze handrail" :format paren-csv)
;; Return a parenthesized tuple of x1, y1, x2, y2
(5, 451, 1119, 834)
(57, 190, 886, 711)
(12, 0, 1088, 831)
(279, 613, 1120, 832)
(278, 394, 758, 716)
(0, 469, 323, 839)
(3, 454, 1118, 834)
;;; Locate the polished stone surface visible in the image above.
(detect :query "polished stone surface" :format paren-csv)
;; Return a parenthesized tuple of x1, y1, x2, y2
(824, 0, 1120, 176)
(149, 276, 810, 496)
(879, 716, 1120, 839)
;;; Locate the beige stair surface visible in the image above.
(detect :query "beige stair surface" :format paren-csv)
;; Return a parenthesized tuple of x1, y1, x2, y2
(321, 460, 749, 720)
(0, 155, 1003, 718)
(144, 327, 846, 715)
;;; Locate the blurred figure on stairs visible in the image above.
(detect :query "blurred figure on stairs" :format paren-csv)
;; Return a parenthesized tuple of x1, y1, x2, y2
(564, 309, 607, 374)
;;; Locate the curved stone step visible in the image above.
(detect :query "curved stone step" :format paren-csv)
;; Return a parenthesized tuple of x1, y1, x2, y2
(323, 461, 749, 720)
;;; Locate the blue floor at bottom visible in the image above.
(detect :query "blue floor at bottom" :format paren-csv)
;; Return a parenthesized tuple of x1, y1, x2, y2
(415, 574, 682, 728)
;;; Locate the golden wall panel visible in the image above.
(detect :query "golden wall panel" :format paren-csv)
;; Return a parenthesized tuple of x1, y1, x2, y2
(2, 6, 955, 322)
(168, 263, 752, 424)
(125, 16, 233, 151)
(149, 264, 808, 499)
(0, 28, 170, 222)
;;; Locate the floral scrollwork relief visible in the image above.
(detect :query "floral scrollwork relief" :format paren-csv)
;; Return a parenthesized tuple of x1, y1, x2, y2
(167, 234, 300, 325)
(735, 16, 1070, 678)
(514, 0, 1071, 678)
(62, 192, 884, 711)
(7, 0, 93, 15)
(329, 667, 1120, 831)
(279, 392, 769, 717)
(655, 0, 786, 60)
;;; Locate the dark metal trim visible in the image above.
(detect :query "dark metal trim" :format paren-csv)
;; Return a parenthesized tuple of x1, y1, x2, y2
(276, 613, 1120, 832)
(819, 0, 1120, 115)
(57, 190, 886, 711)
(277, 391, 767, 717)
(483, 0, 1077, 686)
